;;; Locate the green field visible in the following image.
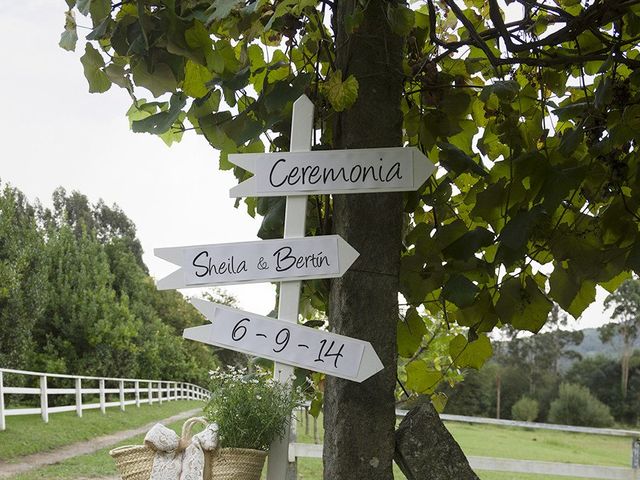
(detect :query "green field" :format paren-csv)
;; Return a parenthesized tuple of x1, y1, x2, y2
(0, 400, 204, 461)
(1, 409, 632, 479)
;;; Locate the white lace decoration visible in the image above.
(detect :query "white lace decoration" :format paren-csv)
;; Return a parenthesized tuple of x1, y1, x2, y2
(144, 421, 219, 480)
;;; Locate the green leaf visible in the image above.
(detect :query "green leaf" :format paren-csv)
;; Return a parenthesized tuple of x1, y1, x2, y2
(345, 6, 364, 34)
(183, 60, 213, 98)
(442, 227, 495, 261)
(405, 361, 442, 394)
(495, 276, 553, 333)
(594, 76, 613, 110)
(132, 93, 187, 135)
(496, 205, 547, 267)
(437, 142, 487, 177)
(549, 263, 597, 318)
(440, 274, 479, 309)
(104, 64, 131, 90)
(207, 0, 241, 22)
(449, 334, 493, 369)
(59, 11, 78, 52)
(132, 62, 178, 98)
(397, 308, 428, 358)
(430, 392, 448, 413)
(322, 70, 359, 112)
(89, 0, 110, 26)
(387, 4, 415, 36)
(77, 0, 91, 15)
(80, 43, 111, 93)
(457, 288, 499, 332)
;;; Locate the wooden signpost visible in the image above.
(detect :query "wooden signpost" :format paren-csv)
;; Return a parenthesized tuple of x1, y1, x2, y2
(156, 95, 435, 480)
(185, 299, 383, 382)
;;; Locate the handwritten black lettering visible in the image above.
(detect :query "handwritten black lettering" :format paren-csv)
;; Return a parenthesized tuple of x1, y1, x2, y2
(192, 251, 247, 278)
(268, 157, 403, 189)
(273, 247, 330, 272)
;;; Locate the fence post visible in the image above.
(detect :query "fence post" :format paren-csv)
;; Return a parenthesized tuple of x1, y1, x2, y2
(148, 381, 153, 405)
(632, 437, 640, 470)
(75, 378, 83, 418)
(0, 371, 5, 431)
(40, 375, 49, 423)
(158, 382, 163, 404)
(135, 381, 140, 407)
(99, 379, 106, 414)
(119, 380, 125, 411)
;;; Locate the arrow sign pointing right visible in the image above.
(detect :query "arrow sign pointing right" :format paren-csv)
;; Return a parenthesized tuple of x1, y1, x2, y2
(184, 299, 384, 383)
(228, 147, 435, 198)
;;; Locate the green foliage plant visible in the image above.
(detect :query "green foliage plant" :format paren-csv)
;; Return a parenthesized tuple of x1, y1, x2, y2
(511, 396, 539, 422)
(548, 383, 614, 428)
(204, 367, 302, 451)
(58, 0, 640, 401)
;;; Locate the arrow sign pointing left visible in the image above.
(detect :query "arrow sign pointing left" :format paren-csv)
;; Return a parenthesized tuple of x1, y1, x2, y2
(154, 235, 358, 290)
(185, 299, 384, 383)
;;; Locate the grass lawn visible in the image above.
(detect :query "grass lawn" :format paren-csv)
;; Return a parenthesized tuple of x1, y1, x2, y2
(4, 411, 633, 479)
(0, 400, 205, 461)
(295, 413, 630, 480)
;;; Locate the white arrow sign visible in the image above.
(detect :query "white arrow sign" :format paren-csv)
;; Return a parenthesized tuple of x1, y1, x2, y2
(155, 235, 358, 290)
(185, 299, 383, 382)
(228, 147, 435, 197)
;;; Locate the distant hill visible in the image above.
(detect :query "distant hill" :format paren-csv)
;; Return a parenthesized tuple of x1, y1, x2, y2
(572, 326, 638, 359)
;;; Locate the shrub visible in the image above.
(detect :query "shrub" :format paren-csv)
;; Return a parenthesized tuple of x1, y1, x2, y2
(548, 383, 614, 428)
(204, 366, 302, 450)
(511, 396, 539, 422)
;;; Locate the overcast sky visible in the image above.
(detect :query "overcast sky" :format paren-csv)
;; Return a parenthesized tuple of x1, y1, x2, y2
(0, 1, 612, 329)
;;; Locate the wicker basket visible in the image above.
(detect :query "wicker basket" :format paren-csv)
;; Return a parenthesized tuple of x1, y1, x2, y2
(109, 417, 210, 480)
(109, 444, 156, 480)
(208, 448, 268, 480)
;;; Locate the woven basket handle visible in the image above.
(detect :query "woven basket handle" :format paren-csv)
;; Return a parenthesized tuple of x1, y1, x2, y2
(178, 417, 209, 450)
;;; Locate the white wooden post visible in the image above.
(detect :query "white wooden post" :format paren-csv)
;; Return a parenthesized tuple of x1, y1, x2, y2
(75, 377, 83, 418)
(158, 382, 163, 404)
(148, 381, 153, 404)
(135, 381, 140, 407)
(119, 380, 125, 411)
(40, 375, 49, 423)
(0, 371, 5, 431)
(179, 382, 183, 400)
(267, 95, 313, 480)
(99, 379, 106, 414)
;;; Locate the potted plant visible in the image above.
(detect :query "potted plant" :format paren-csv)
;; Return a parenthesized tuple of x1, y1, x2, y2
(204, 366, 301, 480)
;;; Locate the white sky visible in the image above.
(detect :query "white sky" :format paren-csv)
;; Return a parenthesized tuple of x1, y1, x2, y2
(0, 1, 612, 329)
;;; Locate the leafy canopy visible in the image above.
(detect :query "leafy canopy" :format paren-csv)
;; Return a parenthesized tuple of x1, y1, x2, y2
(61, 0, 640, 396)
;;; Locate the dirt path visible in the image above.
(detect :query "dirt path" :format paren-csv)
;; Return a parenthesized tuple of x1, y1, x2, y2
(0, 408, 203, 478)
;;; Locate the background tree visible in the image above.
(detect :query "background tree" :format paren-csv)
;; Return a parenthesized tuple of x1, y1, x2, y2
(0, 182, 223, 385)
(602, 278, 640, 397)
(60, 0, 640, 477)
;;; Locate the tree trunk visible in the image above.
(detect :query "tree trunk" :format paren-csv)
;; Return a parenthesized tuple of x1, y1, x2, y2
(395, 402, 480, 480)
(323, 1, 404, 479)
(622, 339, 631, 398)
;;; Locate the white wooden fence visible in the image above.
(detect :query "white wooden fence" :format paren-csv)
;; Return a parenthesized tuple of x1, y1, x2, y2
(0, 367, 210, 431)
(291, 408, 640, 480)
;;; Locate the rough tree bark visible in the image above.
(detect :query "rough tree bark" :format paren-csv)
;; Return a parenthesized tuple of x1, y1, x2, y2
(323, 1, 404, 479)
